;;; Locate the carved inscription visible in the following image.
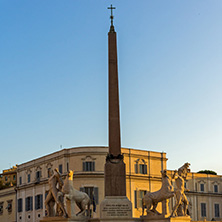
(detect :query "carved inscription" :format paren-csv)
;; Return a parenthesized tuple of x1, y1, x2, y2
(102, 203, 131, 217)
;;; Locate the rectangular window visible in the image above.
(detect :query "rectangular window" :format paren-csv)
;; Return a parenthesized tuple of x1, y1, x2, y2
(6, 200, 12, 212)
(47, 168, 51, 178)
(215, 204, 220, 218)
(27, 174, 31, 183)
(59, 164, 63, 174)
(25, 196, 33, 211)
(5, 176, 8, 181)
(214, 185, 218, 193)
(200, 184, 204, 192)
(80, 187, 99, 205)
(134, 190, 146, 208)
(36, 171, 41, 181)
(35, 194, 43, 210)
(201, 203, 206, 217)
(83, 162, 95, 172)
(139, 164, 147, 174)
(13, 175, 16, 180)
(18, 198, 23, 212)
(0, 202, 3, 215)
(19, 176, 22, 185)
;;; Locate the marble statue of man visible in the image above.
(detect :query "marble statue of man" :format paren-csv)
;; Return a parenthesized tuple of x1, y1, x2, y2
(170, 163, 190, 217)
(45, 168, 68, 218)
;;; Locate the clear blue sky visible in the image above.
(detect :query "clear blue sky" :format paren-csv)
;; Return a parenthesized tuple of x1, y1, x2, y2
(0, 1, 221, 174)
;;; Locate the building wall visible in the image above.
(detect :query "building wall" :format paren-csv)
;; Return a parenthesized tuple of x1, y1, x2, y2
(0, 187, 16, 222)
(16, 146, 165, 221)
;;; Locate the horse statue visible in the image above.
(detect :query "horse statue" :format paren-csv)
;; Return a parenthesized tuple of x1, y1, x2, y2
(142, 169, 174, 216)
(62, 170, 91, 217)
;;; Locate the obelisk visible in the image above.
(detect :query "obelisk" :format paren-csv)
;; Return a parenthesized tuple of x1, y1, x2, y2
(100, 5, 132, 220)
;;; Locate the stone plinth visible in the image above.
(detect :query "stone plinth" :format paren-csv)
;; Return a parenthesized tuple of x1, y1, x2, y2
(40, 216, 88, 222)
(105, 160, 126, 196)
(141, 216, 191, 222)
(100, 196, 132, 219)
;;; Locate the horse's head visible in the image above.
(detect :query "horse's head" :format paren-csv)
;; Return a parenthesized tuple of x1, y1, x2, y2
(68, 170, 74, 181)
(161, 169, 168, 177)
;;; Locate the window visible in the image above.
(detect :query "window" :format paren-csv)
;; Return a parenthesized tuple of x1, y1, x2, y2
(135, 159, 147, 174)
(59, 164, 63, 174)
(215, 204, 220, 218)
(185, 182, 187, 188)
(13, 175, 16, 180)
(0, 202, 3, 215)
(83, 161, 95, 172)
(47, 168, 51, 178)
(35, 194, 43, 210)
(25, 196, 33, 211)
(6, 200, 12, 212)
(134, 190, 147, 208)
(18, 198, 23, 212)
(27, 174, 31, 183)
(19, 176, 22, 185)
(201, 203, 206, 217)
(80, 187, 98, 205)
(5, 176, 8, 181)
(214, 185, 218, 193)
(200, 183, 204, 192)
(140, 164, 147, 174)
(36, 171, 41, 181)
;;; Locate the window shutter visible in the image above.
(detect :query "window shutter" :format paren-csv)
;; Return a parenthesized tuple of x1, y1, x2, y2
(134, 190, 138, 208)
(31, 197, 33, 211)
(25, 198, 28, 211)
(93, 187, 99, 204)
(40, 195, 43, 209)
(144, 164, 147, 174)
(83, 162, 86, 171)
(93, 162, 95, 171)
(135, 164, 138, 174)
(35, 196, 37, 210)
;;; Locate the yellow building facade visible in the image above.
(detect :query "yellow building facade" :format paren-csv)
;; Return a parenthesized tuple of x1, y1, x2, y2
(0, 166, 17, 188)
(16, 146, 166, 221)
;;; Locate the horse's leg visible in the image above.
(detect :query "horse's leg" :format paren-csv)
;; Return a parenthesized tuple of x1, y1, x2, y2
(76, 202, 83, 216)
(146, 198, 152, 214)
(151, 202, 159, 214)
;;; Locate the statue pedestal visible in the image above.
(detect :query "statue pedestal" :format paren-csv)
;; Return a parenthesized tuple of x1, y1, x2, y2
(99, 196, 133, 221)
(141, 216, 191, 222)
(40, 216, 88, 222)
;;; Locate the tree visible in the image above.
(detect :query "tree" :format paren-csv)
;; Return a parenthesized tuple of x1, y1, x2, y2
(197, 170, 217, 175)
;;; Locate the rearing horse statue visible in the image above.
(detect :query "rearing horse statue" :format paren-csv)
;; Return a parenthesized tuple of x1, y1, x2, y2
(62, 170, 91, 217)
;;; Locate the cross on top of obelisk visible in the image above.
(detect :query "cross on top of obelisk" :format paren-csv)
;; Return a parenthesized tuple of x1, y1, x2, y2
(107, 4, 116, 32)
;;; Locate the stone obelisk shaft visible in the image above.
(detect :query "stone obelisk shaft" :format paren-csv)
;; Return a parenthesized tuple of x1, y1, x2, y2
(108, 30, 121, 157)
(104, 27, 126, 197)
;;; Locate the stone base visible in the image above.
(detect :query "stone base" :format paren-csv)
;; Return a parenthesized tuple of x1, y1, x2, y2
(40, 216, 89, 222)
(100, 196, 132, 219)
(90, 218, 140, 222)
(141, 216, 191, 222)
